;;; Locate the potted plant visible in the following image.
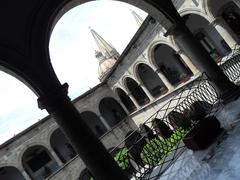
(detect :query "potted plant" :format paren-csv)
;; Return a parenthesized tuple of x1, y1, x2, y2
(152, 118, 173, 139)
(183, 116, 222, 150)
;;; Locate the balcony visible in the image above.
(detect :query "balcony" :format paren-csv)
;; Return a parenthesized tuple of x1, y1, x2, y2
(106, 46, 240, 180)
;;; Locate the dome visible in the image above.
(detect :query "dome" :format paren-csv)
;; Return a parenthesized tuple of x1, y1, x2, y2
(98, 58, 117, 81)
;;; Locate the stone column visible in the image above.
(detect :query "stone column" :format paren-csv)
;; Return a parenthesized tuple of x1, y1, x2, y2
(50, 149, 64, 166)
(177, 51, 199, 75)
(128, 93, 141, 109)
(22, 171, 31, 180)
(99, 115, 111, 130)
(139, 84, 155, 101)
(155, 69, 174, 90)
(210, 17, 238, 49)
(38, 84, 128, 180)
(170, 24, 240, 103)
(118, 101, 130, 115)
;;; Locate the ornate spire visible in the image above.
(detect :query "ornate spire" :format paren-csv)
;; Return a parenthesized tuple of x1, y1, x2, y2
(89, 27, 119, 60)
(89, 27, 120, 82)
(130, 9, 144, 26)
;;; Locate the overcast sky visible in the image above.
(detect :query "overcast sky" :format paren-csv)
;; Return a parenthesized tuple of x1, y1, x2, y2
(0, 1, 147, 144)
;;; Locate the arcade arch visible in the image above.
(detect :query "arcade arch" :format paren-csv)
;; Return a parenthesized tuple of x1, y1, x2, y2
(125, 77, 150, 106)
(115, 88, 137, 113)
(152, 44, 193, 86)
(22, 145, 59, 180)
(99, 97, 127, 127)
(183, 13, 231, 61)
(221, 2, 240, 41)
(0, 166, 25, 180)
(50, 128, 77, 163)
(80, 111, 108, 137)
(136, 63, 168, 97)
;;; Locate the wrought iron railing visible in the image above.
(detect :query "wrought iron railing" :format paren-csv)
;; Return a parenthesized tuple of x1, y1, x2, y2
(220, 45, 240, 84)
(109, 74, 221, 180)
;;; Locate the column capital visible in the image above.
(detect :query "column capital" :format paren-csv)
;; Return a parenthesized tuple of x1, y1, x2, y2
(176, 49, 184, 55)
(127, 92, 132, 96)
(155, 68, 161, 73)
(209, 16, 224, 27)
(38, 83, 70, 112)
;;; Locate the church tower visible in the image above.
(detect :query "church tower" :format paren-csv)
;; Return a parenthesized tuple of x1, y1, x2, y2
(130, 9, 144, 26)
(90, 28, 120, 82)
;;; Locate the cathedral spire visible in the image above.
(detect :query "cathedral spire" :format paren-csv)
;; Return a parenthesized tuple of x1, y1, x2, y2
(89, 27, 120, 82)
(89, 27, 119, 60)
(130, 9, 144, 26)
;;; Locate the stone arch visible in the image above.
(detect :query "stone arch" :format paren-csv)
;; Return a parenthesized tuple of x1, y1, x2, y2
(179, 7, 212, 21)
(135, 63, 168, 97)
(152, 44, 193, 86)
(207, 0, 237, 18)
(183, 13, 231, 60)
(80, 111, 108, 137)
(18, 142, 52, 164)
(124, 77, 150, 106)
(206, 0, 240, 42)
(22, 145, 59, 180)
(0, 166, 26, 180)
(132, 61, 156, 79)
(50, 128, 77, 164)
(99, 97, 127, 127)
(219, 2, 240, 41)
(115, 87, 137, 113)
(148, 40, 177, 68)
(51, 1, 174, 37)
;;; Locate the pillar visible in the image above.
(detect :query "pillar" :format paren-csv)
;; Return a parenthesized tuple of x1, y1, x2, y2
(210, 17, 238, 49)
(119, 101, 131, 115)
(156, 69, 174, 90)
(99, 115, 112, 130)
(169, 24, 240, 103)
(128, 93, 141, 109)
(21, 170, 31, 180)
(177, 51, 199, 75)
(50, 149, 64, 166)
(38, 84, 128, 180)
(140, 83, 155, 101)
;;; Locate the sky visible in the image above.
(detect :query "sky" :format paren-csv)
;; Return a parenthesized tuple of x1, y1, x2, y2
(0, 1, 147, 144)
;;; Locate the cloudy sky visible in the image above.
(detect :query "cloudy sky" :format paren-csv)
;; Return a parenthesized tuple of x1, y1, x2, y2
(0, 1, 147, 144)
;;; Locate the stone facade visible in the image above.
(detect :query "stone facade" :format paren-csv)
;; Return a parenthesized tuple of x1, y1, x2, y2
(0, 0, 239, 179)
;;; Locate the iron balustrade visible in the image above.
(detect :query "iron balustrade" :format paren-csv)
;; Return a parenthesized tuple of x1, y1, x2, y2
(220, 45, 240, 85)
(109, 74, 221, 180)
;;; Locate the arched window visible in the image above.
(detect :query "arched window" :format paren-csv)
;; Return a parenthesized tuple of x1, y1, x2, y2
(99, 97, 127, 127)
(50, 128, 77, 163)
(22, 145, 59, 180)
(221, 2, 240, 41)
(183, 13, 231, 61)
(0, 166, 25, 180)
(137, 63, 167, 97)
(116, 88, 136, 113)
(80, 111, 107, 137)
(125, 77, 150, 106)
(153, 44, 192, 86)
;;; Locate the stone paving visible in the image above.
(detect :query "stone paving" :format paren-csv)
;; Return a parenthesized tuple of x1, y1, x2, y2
(155, 98, 240, 180)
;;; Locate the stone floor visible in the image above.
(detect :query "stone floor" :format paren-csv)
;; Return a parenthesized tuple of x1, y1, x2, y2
(155, 98, 240, 180)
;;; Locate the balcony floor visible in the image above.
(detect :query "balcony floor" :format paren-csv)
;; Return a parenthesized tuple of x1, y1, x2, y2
(141, 97, 240, 180)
